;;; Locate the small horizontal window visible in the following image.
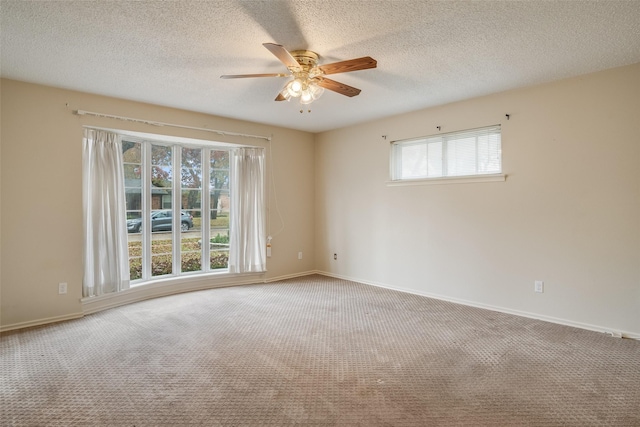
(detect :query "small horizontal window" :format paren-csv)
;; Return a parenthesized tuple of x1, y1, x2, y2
(391, 125, 501, 181)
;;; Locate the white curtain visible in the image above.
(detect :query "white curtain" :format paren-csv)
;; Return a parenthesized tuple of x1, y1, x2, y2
(82, 128, 130, 297)
(229, 147, 266, 273)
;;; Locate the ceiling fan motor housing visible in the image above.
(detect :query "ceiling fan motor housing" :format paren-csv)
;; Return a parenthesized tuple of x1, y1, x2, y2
(290, 50, 320, 68)
(290, 50, 323, 80)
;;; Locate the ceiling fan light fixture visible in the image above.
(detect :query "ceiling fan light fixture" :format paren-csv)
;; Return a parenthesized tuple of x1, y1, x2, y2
(300, 88, 314, 104)
(285, 76, 323, 104)
(309, 82, 324, 100)
(287, 78, 304, 97)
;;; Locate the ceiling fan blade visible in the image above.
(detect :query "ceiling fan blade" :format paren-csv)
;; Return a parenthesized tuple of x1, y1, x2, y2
(274, 80, 291, 101)
(318, 56, 377, 75)
(316, 77, 361, 97)
(262, 43, 300, 70)
(220, 73, 288, 79)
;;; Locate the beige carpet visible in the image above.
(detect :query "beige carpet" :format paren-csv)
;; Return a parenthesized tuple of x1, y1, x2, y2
(1, 275, 639, 426)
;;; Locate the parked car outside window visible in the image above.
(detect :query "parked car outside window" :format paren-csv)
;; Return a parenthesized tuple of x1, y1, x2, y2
(127, 210, 193, 233)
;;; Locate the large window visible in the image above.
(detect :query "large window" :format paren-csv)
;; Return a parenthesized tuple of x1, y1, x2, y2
(123, 138, 230, 283)
(391, 125, 501, 181)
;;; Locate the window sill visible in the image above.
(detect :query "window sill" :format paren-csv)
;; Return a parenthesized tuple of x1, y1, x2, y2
(386, 173, 506, 187)
(81, 271, 266, 315)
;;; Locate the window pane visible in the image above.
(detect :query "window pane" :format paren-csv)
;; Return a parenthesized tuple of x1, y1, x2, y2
(123, 141, 144, 281)
(181, 208, 201, 274)
(126, 211, 142, 223)
(477, 134, 501, 173)
(391, 126, 501, 181)
(123, 164, 141, 185)
(447, 136, 476, 176)
(128, 239, 142, 281)
(182, 201, 200, 278)
(211, 150, 229, 169)
(122, 140, 141, 163)
(180, 210, 202, 273)
(181, 251, 202, 273)
(211, 170, 229, 190)
(210, 191, 230, 228)
(209, 149, 229, 270)
(181, 148, 202, 189)
(152, 165, 172, 188)
(210, 199, 230, 270)
(151, 226, 173, 276)
(181, 189, 201, 210)
(152, 253, 173, 277)
(151, 223, 173, 277)
(211, 151, 229, 191)
(126, 189, 142, 212)
(180, 147, 202, 273)
(150, 144, 173, 277)
(426, 141, 443, 177)
(151, 189, 171, 210)
(210, 209, 229, 270)
(210, 255, 228, 269)
(127, 211, 142, 280)
(400, 143, 427, 179)
(152, 145, 171, 166)
(152, 144, 172, 193)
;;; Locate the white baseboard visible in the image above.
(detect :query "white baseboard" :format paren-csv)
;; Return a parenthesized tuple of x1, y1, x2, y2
(264, 270, 318, 283)
(1, 312, 84, 333)
(316, 271, 640, 341)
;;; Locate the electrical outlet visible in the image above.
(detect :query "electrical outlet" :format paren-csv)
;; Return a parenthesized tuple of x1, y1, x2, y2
(334, 253, 337, 260)
(266, 236, 272, 258)
(298, 251, 303, 260)
(534, 280, 544, 293)
(58, 282, 68, 295)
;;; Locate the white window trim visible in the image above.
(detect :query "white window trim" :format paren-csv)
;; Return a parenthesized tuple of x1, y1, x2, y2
(386, 173, 506, 187)
(390, 125, 502, 183)
(115, 130, 240, 285)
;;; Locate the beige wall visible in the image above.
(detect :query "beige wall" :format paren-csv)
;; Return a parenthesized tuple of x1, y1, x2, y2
(315, 63, 640, 337)
(0, 79, 315, 329)
(2, 63, 639, 337)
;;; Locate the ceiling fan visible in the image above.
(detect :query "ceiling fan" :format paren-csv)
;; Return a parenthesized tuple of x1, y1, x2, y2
(221, 43, 377, 105)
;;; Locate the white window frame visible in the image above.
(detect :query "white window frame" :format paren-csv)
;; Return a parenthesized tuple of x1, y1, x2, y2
(121, 133, 233, 285)
(389, 125, 505, 186)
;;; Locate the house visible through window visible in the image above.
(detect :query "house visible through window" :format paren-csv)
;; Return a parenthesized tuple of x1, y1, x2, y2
(391, 125, 501, 181)
(122, 138, 230, 282)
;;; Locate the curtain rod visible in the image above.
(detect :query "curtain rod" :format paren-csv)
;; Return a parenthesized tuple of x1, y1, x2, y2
(74, 109, 271, 142)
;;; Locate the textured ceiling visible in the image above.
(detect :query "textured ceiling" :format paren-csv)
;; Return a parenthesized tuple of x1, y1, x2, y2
(2, 1, 640, 133)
